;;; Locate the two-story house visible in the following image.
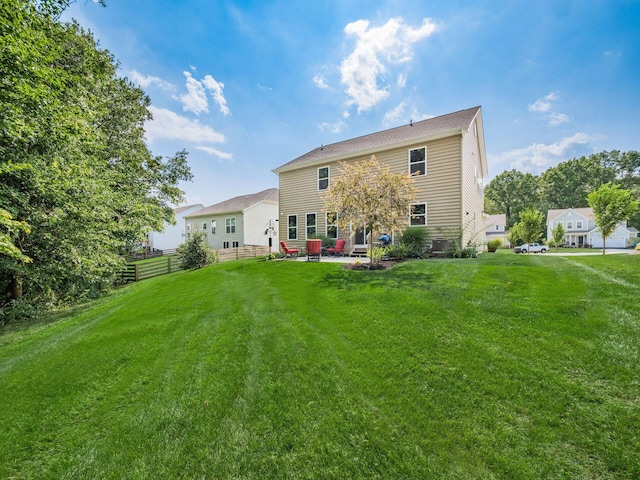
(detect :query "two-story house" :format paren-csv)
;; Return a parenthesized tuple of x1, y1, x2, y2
(547, 207, 638, 248)
(148, 204, 204, 251)
(485, 213, 510, 248)
(272, 106, 487, 253)
(184, 188, 279, 252)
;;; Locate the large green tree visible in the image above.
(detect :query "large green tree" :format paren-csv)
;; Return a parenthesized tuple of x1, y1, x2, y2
(484, 170, 540, 228)
(587, 184, 639, 254)
(538, 153, 617, 211)
(0, 1, 192, 310)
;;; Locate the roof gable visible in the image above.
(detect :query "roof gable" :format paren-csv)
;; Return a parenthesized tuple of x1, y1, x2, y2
(274, 106, 482, 173)
(547, 208, 594, 223)
(185, 188, 278, 218)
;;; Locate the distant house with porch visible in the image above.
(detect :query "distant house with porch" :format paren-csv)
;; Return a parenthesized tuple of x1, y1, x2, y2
(547, 207, 638, 248)
(272, 106, 488, 255)
(184, 188, 279, 253)
(485, 213, 510, 248)
(148, 204, 204, 251)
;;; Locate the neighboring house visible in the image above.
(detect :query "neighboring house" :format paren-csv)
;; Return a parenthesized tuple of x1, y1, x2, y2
(184, 188, 279, 252)
(485, 213, 510, 248)
(272, 106, 487, 253)
(148, 204, 204, 251)
(547, 207, 638, 248)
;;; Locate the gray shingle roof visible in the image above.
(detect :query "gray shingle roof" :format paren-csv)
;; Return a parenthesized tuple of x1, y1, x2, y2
(185, 188, 278, 218)
(174, 204, 204, 215)
(274, 106, 481, 172)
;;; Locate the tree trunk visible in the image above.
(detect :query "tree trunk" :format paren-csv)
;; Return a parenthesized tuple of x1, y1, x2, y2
(602, 236, 606, 255)
(10, 276, 23, 300)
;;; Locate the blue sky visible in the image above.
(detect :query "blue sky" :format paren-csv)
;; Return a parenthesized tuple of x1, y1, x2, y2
(63, 0, 640, 207)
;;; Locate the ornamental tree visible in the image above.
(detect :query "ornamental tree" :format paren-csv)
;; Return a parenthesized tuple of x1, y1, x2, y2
(587, 183, 639, 254)
(322, 155, 416, 267)
(512, 208, 545, 249)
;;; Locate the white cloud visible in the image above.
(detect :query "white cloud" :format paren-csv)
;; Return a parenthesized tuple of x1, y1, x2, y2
(488, 133, 593, 174)
(397, 74, 406, 88)
(194, 146, 233, 161)
(145, 106, 225, 143)
(129, 70, 174, 90)
(383, 102, 406, 126)
(547, 112, 569, 126)
(178, 71, 231, 116)
(313, 75, 331, 89)
(202, 75, 230, 115)
(342, 110, 351, 119)
(528, 92, 569, 126)
(528, 92, 558, 113)
(179, 71, 209, 114)
(340, 17, 438, 113)
(319, 120, 346, 134)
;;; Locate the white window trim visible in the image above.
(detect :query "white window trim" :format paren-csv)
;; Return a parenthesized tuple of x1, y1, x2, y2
(318, 166, 330, 191)
(226, 217, 236, 234)
(305, 212, 317, 239)
(325, 212, 338, 239)
(408, 146, 427, 177)
(288, 214, 298, 240)
(211, 219, 216, 234)
(409, 202, 427, 226)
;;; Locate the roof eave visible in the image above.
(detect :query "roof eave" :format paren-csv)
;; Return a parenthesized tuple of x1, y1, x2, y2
(273, 128, 466, 174)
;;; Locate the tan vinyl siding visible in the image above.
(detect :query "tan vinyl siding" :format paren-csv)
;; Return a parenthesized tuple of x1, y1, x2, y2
(461, 119, 485, 246)
(278, 135, 463, 248)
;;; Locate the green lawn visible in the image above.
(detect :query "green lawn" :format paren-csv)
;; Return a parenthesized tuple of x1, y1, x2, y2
(1, 253, 639, 479)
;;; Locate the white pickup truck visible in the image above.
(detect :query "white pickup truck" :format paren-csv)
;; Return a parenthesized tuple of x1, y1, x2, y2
(514, 243, 549, 254)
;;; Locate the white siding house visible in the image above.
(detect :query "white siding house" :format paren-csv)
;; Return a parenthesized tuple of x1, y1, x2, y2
(485, 213, 510, 248)
(547, 207, 638, 248)
(184, 188, 279, 253)
(148, 204, 204, 251)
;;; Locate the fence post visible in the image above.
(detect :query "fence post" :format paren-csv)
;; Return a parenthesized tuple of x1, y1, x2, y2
(168, 257, 172, 273)
(135, 264, 139, 282)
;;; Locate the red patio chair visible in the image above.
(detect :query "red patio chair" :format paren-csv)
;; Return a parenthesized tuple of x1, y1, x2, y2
(326, 239, 346, 256)
(280, 241, 299, 257)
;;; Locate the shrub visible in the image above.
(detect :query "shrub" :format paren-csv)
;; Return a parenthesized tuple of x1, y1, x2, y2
(400, 227, 429, 258)
(178, 231, 217, 269)
(366, 246, 387, 264)
(487, 239, 502, 252)
(386, 244, 410, 260)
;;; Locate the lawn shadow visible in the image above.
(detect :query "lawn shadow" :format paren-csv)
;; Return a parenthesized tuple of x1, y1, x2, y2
(321, 268, 434, 290)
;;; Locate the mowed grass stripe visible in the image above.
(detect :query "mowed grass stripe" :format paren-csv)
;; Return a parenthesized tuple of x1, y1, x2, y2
(0, 254, 639, 479)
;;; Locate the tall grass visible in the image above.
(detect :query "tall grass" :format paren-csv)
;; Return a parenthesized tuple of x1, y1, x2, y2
(1, 253, 638, 478)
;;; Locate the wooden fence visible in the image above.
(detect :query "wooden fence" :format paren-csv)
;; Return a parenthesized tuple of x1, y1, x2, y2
(217, 245, 270, 262)
(122, 246, 271, 282)
(121, 256, 183, 282)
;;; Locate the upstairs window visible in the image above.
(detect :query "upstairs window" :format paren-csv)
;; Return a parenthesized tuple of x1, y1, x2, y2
(576, 221, 583, 229)
(567, 221, 573, 230)
(318, 166, 329, 190)
(202, 222, 207, 231)
(226, 217, 236, 234)
(409, 147, 426, 176)
(410, 203, 427, 225)
(211, 220, 216, 234)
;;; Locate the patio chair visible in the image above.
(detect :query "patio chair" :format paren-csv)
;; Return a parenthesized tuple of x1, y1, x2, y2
(280, 241, 299, 257)
(326, 238, 346, 256)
